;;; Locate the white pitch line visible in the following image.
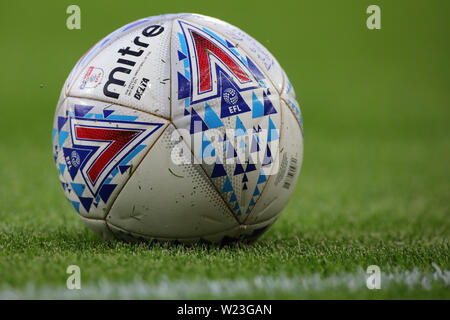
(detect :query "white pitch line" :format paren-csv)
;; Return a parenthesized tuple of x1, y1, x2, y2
(0, 265, 448, 299)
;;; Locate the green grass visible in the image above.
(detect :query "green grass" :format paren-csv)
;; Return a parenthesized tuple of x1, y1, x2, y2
(0, 0, 449, 299)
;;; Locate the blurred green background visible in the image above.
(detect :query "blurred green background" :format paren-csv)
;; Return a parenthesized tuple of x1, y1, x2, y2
(0, 0, 448, 298)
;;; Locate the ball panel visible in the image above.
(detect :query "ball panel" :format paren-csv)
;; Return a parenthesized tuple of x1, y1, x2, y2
(79, 215, 116, 241)
(106, 124, 239, 239)
(65, 14, 181, 97)
(280, 70, 303, 131)
(68, 20, 173, 119)
(106, 210, 279, 244)
(52, 96, 169, 219)
(52, 13, 304, 244)
(244, 99, 303, 225)
(170, 18, 283, 223)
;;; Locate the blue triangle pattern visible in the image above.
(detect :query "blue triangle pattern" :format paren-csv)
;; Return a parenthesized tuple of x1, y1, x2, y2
(239, 139, 246, 149)
(246, 56, 265, 81)
(190, 108, 208, 134)
(58, 131, 69, 149)
(119, 144, 146, 167)
(178, 50, 187, 60)
(59, 163, 66, 175)
(226, 141, 237, 159)
(111, 167, 119, 177)
(268, 116, 279, 142)
(201, 133, 215, 158)
(74, 105, 94, 118)
(52, 128, 57, 143)
(177, 72, 190, 100)
(99, 184, 117, 203)
(245, 161, 256, 173)
(235, 116, 247, 137)
(263, 91, 277, 115)
(57, 116, 67, 132)
(119, 165, 130, 174)
(250, 134, 260, 153)
(79, 197, 93, 212)
(233, 160, 245, 175)
(252, 92, 264, 118)
(222, 176, 233, 193)
(257, 171, 267, 184)
(71, 201, 80, 213)
(70, 183, 85, 197)
(103, 109, 115, 118)
(204, 103, 223, 129)
(211, 161, 227, 178)
(263, 145, 273, 166)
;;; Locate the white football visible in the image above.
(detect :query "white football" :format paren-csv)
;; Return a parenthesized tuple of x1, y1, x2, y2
(52, 13, 304, 244)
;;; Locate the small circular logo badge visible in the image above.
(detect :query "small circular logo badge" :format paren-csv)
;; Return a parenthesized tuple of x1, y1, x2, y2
(71, 151, 81, 168)
(223, 88, 238, 105)
(79, 66, 104, 90)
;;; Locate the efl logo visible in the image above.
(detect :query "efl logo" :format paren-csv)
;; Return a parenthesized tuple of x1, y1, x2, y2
(79, 66, 104, 90)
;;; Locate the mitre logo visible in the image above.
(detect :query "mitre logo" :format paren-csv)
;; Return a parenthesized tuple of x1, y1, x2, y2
(103, 24, 165, 99)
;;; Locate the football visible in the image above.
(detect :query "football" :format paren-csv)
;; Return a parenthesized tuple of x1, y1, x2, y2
(52, 13, 303, 244)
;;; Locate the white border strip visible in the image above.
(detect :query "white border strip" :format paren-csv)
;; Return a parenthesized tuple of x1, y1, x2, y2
(1, 265, 448, 299)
